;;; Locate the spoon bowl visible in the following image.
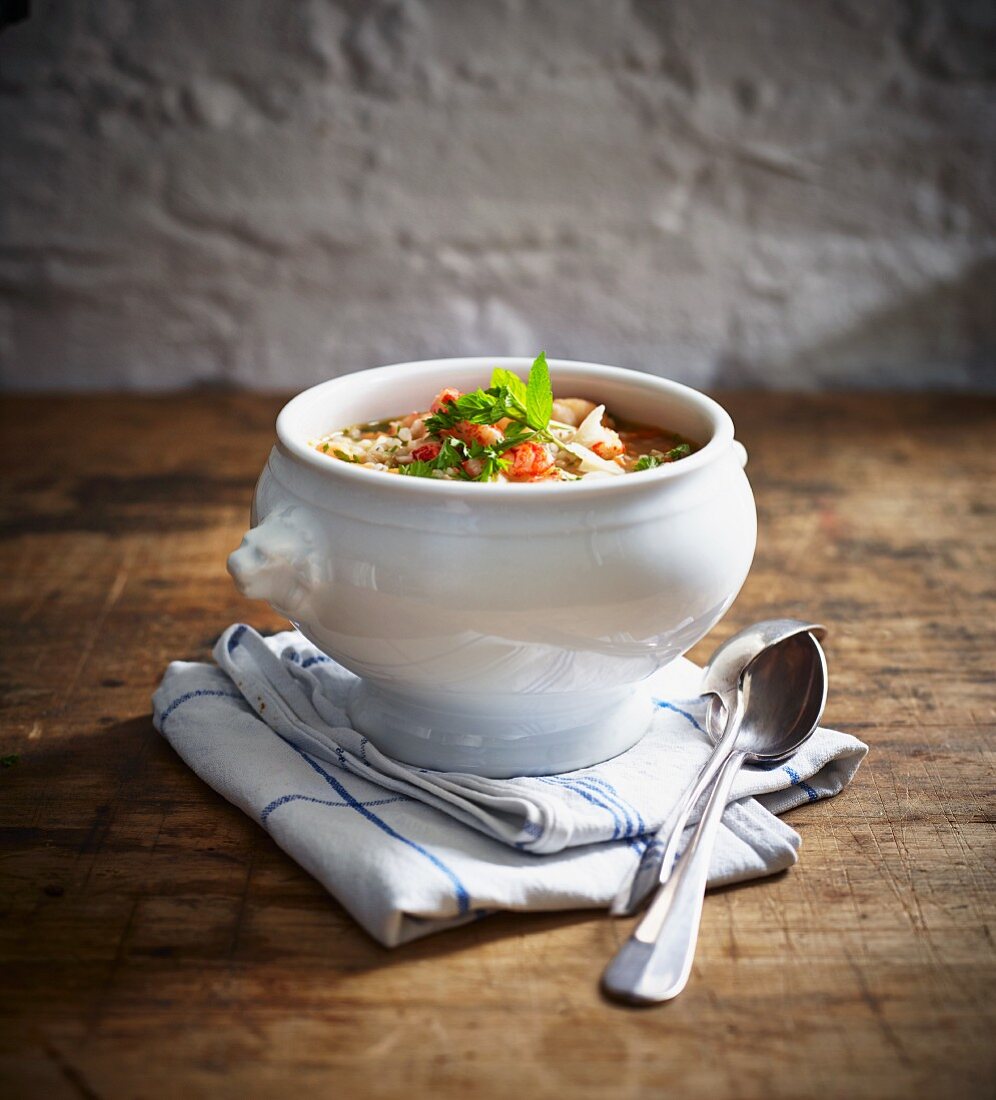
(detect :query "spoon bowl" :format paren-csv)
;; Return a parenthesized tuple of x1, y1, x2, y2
(712, 629, 828, 763)
(702, 618, 825, 712)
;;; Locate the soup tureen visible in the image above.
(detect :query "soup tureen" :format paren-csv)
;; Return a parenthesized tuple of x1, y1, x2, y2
(228, 357, 756, 777)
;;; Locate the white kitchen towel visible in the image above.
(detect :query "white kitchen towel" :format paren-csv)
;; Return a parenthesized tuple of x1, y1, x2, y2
(152, 623, 867, 947)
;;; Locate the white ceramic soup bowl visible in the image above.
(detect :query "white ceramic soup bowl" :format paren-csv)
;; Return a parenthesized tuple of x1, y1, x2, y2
(227, 357, 756, 777)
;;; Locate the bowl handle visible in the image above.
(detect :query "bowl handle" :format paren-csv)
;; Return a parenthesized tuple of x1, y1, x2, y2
(732, 440, 748, 469)
(227, 505, 325, 619)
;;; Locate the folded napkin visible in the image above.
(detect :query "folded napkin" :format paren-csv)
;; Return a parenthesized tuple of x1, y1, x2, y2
(152, 623, 867, 947)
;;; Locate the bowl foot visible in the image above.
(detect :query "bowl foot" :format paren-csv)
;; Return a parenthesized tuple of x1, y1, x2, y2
(346, 679, 654, 778)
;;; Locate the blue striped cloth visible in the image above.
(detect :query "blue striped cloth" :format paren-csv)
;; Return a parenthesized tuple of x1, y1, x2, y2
(152, 624, 867, 946)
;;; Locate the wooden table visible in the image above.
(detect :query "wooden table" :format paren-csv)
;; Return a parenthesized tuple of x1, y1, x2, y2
(1, 393, 993, 1099)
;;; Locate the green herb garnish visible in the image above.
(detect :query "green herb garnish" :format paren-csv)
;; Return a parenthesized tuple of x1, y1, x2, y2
(398, 460, 437, 478)
(420, 353, 561, 482)
(333, 449, 362, 463)
(398, 436, 467, 477)
(465, 431, 528, 477)
(525, 352, 553, 431)
(434, 437, 465, 469)
(321, 442, 330, 452)
(425, 388, 517, 433)
(489, 367, 528, 408)
(477, 452, 511, 481)
(634, 443, 692, 471)
(426, 353, 554, 439)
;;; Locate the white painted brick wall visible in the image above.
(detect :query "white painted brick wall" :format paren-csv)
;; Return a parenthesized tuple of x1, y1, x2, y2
(0, 0, 993, 391)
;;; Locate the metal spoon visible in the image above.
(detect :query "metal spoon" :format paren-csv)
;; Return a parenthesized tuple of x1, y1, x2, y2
(602, 630, 828, 1004)
(611, 619, 826, 917)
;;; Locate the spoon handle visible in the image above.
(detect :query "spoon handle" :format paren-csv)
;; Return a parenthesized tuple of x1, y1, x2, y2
(602, 749, 747, 1004)
(609, 691, 744, 917)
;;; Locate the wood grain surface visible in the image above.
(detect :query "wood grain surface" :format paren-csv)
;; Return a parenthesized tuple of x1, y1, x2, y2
(0, 393, 993, 1100)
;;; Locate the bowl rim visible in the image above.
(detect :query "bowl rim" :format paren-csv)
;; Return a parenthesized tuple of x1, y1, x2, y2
(274, 357, 737, 500)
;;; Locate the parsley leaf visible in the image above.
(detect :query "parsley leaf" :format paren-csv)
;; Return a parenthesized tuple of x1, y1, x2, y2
(489, 423, 530, 453)
(399, 437, 469, 477)
(398, 460, 436, 477)
(424, 387, 518, 435)
(634, 443, 692, 472)
(479, 453, 511, 481)
(525, 352, 552, 431)
(434, 437, 465, 469)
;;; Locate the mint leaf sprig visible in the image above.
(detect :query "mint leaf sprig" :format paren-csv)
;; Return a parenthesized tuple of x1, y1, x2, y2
(424, 353, 555, 438)
(524, 352, 553, 431)
(489, 367, 528, 408)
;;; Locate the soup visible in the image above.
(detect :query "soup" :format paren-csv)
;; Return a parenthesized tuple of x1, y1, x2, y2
(311, 355, 697, 483)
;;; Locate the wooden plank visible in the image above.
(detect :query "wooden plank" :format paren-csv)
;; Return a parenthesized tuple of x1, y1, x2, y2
(0, 393, 993, 1099)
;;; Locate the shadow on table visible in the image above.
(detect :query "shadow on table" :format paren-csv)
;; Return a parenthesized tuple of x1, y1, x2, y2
(5, 712, 790, 979)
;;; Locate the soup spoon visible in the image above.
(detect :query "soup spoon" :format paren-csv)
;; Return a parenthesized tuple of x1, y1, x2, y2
(602, 630, 828, 1003)
(611, 619, 826, 917)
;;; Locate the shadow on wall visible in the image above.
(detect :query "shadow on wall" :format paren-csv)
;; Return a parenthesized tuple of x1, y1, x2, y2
(717, 257, 996, 391)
